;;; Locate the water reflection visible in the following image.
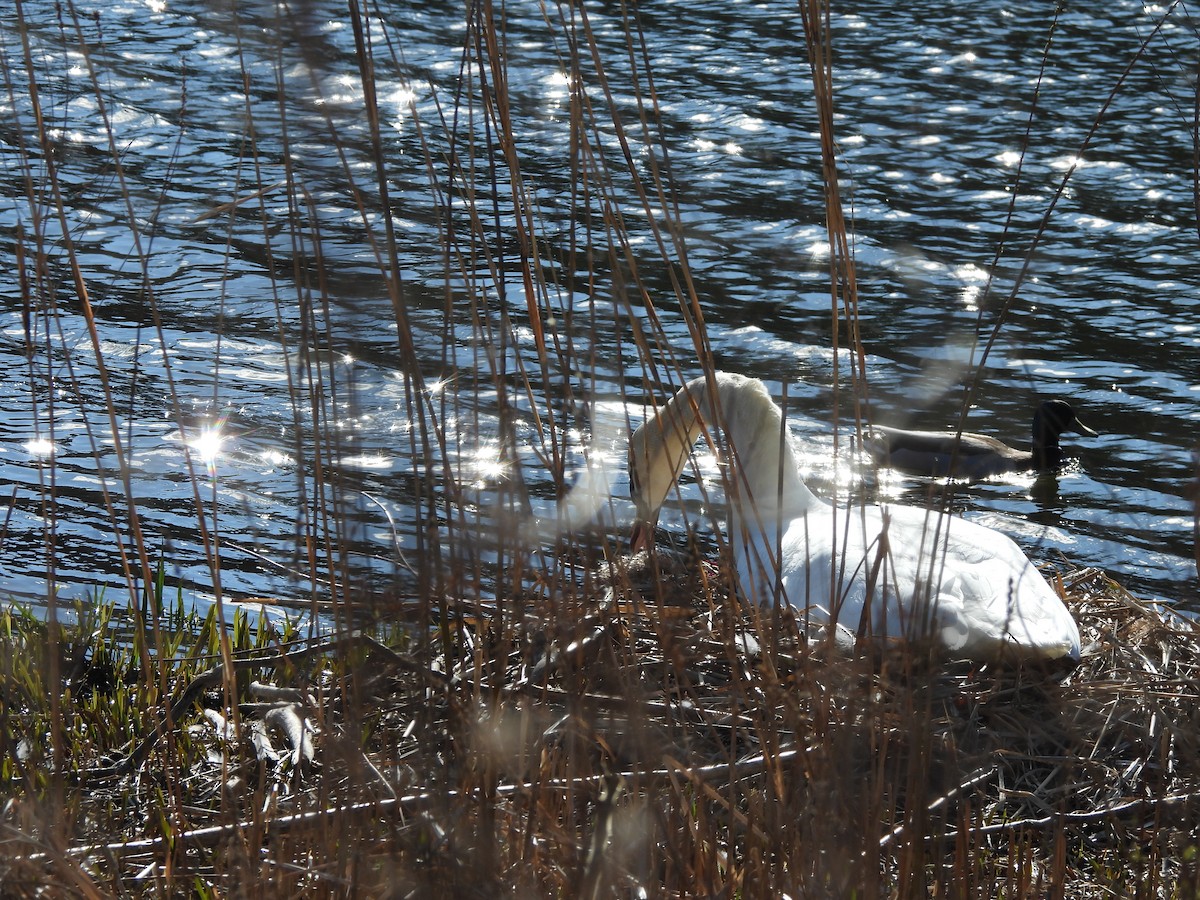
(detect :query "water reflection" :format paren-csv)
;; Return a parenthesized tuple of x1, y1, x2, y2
(1029, 471, 1065, 513)
(22, 439, 55, 461)
(184, 425, 227, 474)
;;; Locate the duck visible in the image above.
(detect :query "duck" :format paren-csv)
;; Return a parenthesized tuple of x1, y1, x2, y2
(866, 399, 1097, 480)
(627, 372, 1081, 663)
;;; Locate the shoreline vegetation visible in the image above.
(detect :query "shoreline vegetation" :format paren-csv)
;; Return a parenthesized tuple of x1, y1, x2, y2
(3, 559, 1200, 895)
(3, 0, 1198, 895)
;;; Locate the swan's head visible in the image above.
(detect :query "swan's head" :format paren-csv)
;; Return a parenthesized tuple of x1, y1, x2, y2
(627, 441, 658, 553)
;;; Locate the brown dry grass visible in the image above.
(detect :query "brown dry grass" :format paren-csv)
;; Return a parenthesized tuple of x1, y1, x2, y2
(3, 559, 1199, 897)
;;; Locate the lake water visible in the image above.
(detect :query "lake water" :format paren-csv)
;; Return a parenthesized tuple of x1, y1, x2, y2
(0, 0, 1196, 619)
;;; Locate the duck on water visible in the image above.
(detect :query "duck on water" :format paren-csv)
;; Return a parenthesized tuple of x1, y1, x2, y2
(866, 399, 1097, 481)
(628, 372, 1081, 664)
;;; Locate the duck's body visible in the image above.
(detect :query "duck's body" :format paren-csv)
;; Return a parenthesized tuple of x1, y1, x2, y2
(867, 400, 1096, 480)
(628, 373, 1080, 663)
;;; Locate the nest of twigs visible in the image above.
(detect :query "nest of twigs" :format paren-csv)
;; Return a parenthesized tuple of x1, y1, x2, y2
(5, 554, 1200, 897)
(360, 552, 1200, 897)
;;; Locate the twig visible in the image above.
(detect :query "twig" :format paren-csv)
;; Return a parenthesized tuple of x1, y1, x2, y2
(52, 743, 809, 862)
(943, 792, 1200, 842)
(879, 765, 1000, 850)
(77, 631, 444, 781)
(503, 595, 617, 692)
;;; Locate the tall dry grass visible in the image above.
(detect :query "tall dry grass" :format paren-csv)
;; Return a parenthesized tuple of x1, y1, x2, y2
(1, 0, 1199, 896)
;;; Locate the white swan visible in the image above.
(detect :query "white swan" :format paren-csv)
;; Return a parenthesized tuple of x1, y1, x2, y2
(627, 372, 1081, 663)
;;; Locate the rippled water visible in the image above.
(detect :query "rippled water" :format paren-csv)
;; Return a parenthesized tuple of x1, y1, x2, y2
(0, 0, 1196, 616)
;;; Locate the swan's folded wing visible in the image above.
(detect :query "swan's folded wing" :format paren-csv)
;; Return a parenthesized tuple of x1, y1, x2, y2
(935, 518, 1081, 661)
(759, 505, 1080, 661)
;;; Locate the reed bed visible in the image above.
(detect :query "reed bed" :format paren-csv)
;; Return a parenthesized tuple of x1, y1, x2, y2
(1, 558, 1198, 896)
(3, 0, 1198, 895)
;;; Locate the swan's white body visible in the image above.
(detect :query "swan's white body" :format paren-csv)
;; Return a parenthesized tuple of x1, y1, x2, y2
(628, 373, 1080, 662)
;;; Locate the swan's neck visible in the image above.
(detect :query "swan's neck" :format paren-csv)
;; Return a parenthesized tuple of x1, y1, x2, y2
(629, 374, 823, 536)
(714, 377, 822, 522)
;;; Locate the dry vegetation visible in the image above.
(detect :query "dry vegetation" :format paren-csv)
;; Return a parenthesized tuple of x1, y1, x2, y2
(2, 559, 1200, 896)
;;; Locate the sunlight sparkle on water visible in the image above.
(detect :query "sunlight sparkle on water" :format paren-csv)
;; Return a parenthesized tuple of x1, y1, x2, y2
(188, 426, 226, 469)
(1051, 154, 1085, 172)
(388, 87, 422, 133)
(23, 438, 54, 459)
(805, 241, 831, 263)
(467, 444, 509, 487)
(259, 449, 291, 468)
(385, 86, 416, 110)
(543, 70, 571, 100)
(339, 454, 392, 470)
(952, 262, 986, 283)
(872, 465, 910, 502)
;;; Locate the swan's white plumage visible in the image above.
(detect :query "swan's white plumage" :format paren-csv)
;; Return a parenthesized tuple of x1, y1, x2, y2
(628, 372, 1081, 662)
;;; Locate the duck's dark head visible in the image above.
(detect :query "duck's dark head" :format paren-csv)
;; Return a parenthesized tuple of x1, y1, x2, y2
(1031, 400, 1098, 465)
